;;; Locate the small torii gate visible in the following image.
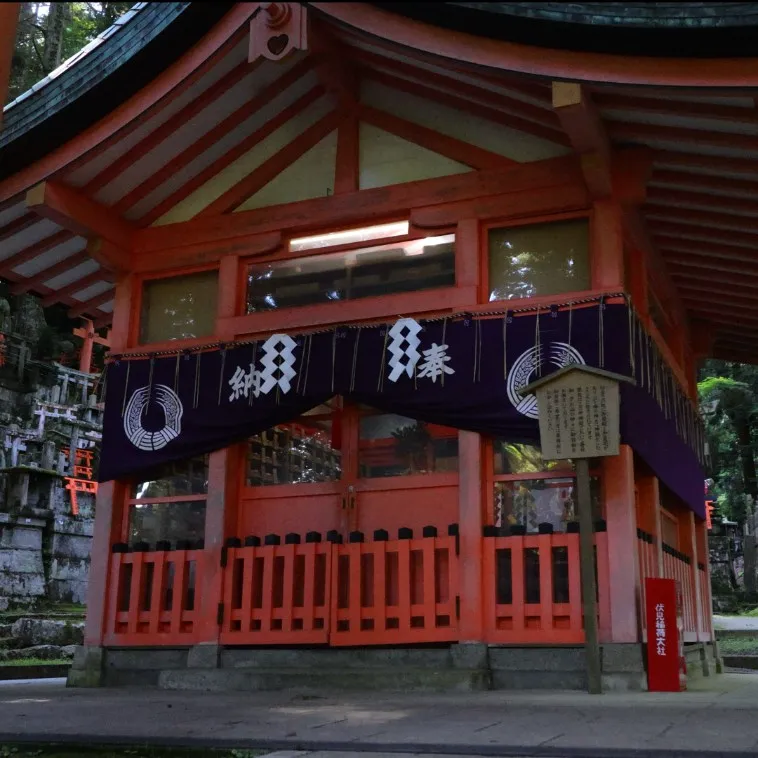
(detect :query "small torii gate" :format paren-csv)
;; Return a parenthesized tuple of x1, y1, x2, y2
(73, 318, 109, 374)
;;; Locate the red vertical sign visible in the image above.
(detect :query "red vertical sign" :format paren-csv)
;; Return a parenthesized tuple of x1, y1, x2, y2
(645, 577, 687, 692)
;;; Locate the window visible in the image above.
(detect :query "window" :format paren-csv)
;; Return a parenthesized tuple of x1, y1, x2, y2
(127, 456, 209, 546)
(140, 270, 218, 344)
(246, 401, 342, 486)
(491, 438, 601, 533)
(247, 233, 455, 312)
(488, 219, 589, 302)
(358, 409, 458, 478)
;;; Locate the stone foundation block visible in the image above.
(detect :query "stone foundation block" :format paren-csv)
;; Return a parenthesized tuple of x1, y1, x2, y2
(187, 643, 221, 669)
(67, 645, 104, 688)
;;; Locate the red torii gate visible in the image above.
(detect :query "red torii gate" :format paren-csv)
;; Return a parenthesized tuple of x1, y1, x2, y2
(73, 318, 109, 374)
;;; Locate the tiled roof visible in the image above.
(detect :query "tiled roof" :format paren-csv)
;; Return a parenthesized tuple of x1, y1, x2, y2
(1, 3, 189, 149)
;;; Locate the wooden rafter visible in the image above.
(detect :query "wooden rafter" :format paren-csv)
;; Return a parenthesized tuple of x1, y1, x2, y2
(357, 103, 515, 170)
(41, 270, 110, 308)
(0, 229, 75, 275)
(68, 288, 116, 319)
(649, 220, 758, 249)
(651, 169, 758, 198)
(610, 121, 758, 152)
(83, 59, 262, 196)
(198, 108, 345, 217)
(647, 208, 758, 236)
(138, 85, 327, 225)
(656, 235, 758, 264)
(647, 187, 758, 217)
(116, 56, 319, 219)
(347, 46, 557, 129)
(662, 253, 758, 277)
(363, 68, 568, 147)
(0, 212, 38, 243)
(10, 250, 89, 295)
(654, 150, 758, 179)
(670, 268, 758, 290)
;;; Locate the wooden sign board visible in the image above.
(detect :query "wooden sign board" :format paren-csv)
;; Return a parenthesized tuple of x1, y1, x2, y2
(524, 365, 633, 462)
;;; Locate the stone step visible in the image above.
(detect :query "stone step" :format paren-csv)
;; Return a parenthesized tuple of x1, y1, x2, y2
(0, 637, 20, 650)
(159, 666, 489, 693)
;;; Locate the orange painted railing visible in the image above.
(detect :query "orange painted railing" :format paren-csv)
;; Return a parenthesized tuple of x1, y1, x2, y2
(482, 524, 610, 644)
(330, 527, 459, 646)
(637, 529, 658, 637)
(661, 542, 698, 635)
(105, 542, 202, 646)
(220, 535, 332, 645)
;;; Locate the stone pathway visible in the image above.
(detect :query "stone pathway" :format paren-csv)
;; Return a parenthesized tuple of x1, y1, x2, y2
(1, 673, 758, 756)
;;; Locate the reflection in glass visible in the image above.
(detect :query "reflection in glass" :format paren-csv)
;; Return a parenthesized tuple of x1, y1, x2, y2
(132, 456, 209, 500)
(140, 270, 219, 344)
(493, 477, 601, 533)
(247, 235, 455, 312)
(246, 422, 341, 486)
(488, 219, 589, 302)
(128, 501, 206, 546)
(359, 413, 458, 478)
(493, 440, 573, 476)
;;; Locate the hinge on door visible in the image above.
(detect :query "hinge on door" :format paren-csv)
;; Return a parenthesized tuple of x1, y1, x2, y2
(220, 546, 228, 568)
(455, 595, 461, 620)
(217, 602, 224, 626)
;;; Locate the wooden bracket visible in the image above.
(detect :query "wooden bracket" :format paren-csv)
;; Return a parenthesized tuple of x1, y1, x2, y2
(249, 2, 307, 63)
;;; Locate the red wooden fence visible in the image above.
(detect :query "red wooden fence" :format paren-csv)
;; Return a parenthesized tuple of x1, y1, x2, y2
(482, 527, 609, 644)
(329, 531, 459, 646)
(220, 537, 332, 645)
(637, 529, 657, 638)
(697, 562, 711, 636)
(105, 545, 201, 646)
(661, 543, 697, 636)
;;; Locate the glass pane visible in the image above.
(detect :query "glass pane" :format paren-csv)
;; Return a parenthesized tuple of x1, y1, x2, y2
(140, 270, 218, 344)
(488, 219, 589, 302)
(247, 234, 455, 312)
(359, 412, 458, 478)
(493, 477, 601, 533)
(133, 456, 209, 499)
(493, 440, 573, 475)
(128, 501, 206, 546)
(290, 222, 409, 252)
(246, 421, 341, 486)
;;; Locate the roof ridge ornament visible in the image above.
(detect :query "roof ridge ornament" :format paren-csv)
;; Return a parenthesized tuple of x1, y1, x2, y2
(249, 2, 308, 63)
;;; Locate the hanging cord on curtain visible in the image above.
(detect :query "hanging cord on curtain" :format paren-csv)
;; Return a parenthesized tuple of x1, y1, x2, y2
(249, 341, 259, 404)
(349, 327, 361, 393)
(331, 328, 338, 394)
(217, 346, 227, 405)
(597, 296, 606, 368)
(173, 353, 181, 395)
(474, 318, 483, 383)
(193, 352, 202, 409)
(534, 306, 541, 377)
(147, 357, 156, 407)
(377, 327, 389, 393)
(120, 360, 131, 416)
(502, 311, 510, 381)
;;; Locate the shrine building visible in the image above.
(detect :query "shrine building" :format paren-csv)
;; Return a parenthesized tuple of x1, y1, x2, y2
(3, 1, 755, 690)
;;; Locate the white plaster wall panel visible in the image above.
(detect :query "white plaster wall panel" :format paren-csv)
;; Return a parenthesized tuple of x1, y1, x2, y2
(235, 130, 338, 211)
(98, 300, 114, 313)
(359, 123, 471, 190)
(346, 38, 553, 110)
(13, 237, 86, 278)
(602, 109, 758, 136)
(361, 80, 568, 163)
(44, 259, 100, 290)
(94, 54, 307, 205)
(0, 203, 27, 229)
(156, 95, 334, 225)
(64, 39, 249, 188)
(124, 72, 320, 220)
(70, 279, 112, 303)
(0, 219, 60, 260)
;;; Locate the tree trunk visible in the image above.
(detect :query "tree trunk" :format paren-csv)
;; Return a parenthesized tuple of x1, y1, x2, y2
(42, 1, 67, 72)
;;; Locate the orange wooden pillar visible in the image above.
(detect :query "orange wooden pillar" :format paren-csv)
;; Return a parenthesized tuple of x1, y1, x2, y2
(591, 200, 624, 290)
(0, 3, 20, 125)
(190, 255, 241, 658)
(602, 445, 639, 642)
(83, 275, 134, 649)
(458, 430, 484, 642)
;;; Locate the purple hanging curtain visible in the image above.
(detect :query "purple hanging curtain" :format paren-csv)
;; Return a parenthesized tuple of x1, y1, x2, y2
(99, 301, 705, 518)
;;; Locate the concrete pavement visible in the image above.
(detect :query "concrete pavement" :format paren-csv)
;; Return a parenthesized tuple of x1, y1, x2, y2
(713, 615, 758, 631)
(2, 673, 758, 757)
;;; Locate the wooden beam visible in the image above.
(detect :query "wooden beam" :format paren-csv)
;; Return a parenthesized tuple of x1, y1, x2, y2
(0, 212, 38, 243)
(663, 252, 758, 277)
(655, 151, 758, 180)
(647, 208, 758, 236)
(138, 84, 326, 225)
(610, 121, 758, 152)
(10, 250, 89, 295)
(647, 187, 758, 217)
(197, 108, 345, 217)
(651, 169, 758, 198)
(86, 238, 130, 276)
(0, 230, 76, 275)
(25, 181, 136, 247)
(364, 68, 568, 146)
(41, 270, 111, 308)
(0, 3, 20, 128)
(133, 154, 583, 253)
(357, 103, 515, 170)
(116, 56, 318, 219)
(649, 220, 758, 250)
(655, 235, 758, 265)
(671, 268, 758, 291)
(68, 288, 116, 319)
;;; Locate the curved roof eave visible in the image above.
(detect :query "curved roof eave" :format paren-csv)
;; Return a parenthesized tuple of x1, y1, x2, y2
(0, 2, 235, 183)
(310, 2, 758, 86)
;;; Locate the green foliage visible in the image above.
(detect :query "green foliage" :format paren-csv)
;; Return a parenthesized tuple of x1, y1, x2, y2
(9, 2, 134, 103)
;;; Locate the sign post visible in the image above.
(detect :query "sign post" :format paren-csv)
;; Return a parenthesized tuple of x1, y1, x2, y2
(645, 577, 687, 691)
(524, 365, 635, 695)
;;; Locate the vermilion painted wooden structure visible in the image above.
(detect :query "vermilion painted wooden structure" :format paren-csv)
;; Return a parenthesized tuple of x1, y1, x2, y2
(7, 1, 758, 668)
